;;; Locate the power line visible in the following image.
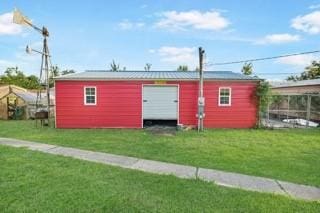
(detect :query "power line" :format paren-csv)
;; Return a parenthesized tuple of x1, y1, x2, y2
(254, 73, 302, 75)
(205, 50, 320, 66)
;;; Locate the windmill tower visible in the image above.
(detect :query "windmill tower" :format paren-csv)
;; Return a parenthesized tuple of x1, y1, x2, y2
(13, 9, 52, 126)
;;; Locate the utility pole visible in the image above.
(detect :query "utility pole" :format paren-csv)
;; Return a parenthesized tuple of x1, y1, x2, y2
(197, 47, 205, 131)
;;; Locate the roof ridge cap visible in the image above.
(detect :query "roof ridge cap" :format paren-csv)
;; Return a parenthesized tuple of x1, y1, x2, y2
(84, 70, 234, 72)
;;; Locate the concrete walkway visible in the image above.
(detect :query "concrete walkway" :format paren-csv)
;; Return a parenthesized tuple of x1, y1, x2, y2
(0, 137, 319, 201)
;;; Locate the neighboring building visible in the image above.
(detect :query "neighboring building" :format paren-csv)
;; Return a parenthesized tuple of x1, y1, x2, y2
(270, 79, 320, 123)
(54, 71, 260, 129)
(271, 79, 320, 95)
(0, 85, 56, 120)
(0, 85, 37, 119)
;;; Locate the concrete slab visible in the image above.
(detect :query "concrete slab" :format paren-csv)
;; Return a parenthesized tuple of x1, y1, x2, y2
(44, 147, 139, 168)
(84, 151, 139, 168)
(43, 146, 92, 158)
(198, 168, 285, 194)
(0, 137, 56, 151)
(278, 181, 320, 201)
(131, 159, 197, 179)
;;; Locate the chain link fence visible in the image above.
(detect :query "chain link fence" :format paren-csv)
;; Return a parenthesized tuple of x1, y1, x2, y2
(263, 94, 320, 128)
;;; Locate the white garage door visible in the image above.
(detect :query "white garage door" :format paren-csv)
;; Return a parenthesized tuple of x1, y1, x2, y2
(143, 85, 178, 120)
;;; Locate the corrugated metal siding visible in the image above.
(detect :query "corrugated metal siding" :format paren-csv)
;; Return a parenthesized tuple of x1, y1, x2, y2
(203, 82, 258, 128)
(272, 85, 320, 95)
(179, 82, 198, 126)
(55, 80, 258, 128)
(55, 81, 143, 128)
(177, 81, 258, 128)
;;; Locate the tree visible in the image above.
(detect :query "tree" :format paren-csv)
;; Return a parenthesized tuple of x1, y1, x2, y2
(61, 69, 76, 75)
(287, 60, 320, 81)
(177, 65, 188, 71)
(144, 63, 152, 71)
(110, 60, 120, 71)
(286, 75, 297, 81)
(49, 65, 60, 88)
(25, 75, 41, 89)
(51, 65, 60, 77)
(0, 67, 40, 89)
(241, 62, 253, 75)
(3, 67, 19, 78)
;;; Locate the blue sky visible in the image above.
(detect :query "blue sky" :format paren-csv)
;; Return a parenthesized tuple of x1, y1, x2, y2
(1, 0, 320, 80)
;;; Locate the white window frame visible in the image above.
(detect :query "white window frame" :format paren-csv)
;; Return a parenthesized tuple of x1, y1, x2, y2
(84, 86, 97, 106)
(218, 87, 231, 106)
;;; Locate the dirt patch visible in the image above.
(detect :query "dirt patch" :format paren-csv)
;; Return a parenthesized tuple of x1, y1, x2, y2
(144, 125, 177, 136)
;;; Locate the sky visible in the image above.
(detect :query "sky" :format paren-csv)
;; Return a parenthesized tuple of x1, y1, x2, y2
(0, 0, 320, 80)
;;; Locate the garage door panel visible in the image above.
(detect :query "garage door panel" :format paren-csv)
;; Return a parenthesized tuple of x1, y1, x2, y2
(143, 86, 178, 120)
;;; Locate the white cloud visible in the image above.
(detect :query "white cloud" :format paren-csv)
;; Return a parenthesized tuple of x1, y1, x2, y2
(14, 41, 43, 65)
(291, 11, 320, 34)
(0, 57, 41, 75)
(155, 9, 230, 31)
(140, 4, 147, 9)
(277, 54, 319, 67)
(256, 33, 301, 44)
(151, 46, 197, 67)
(0, 59, 15, 67)
(18, 41, 42, 51)
(0, 49, 41, 75)
(15, 51, 39, 62)
(118, 19, 145, 30)
(29, 41, 43, 50)
(0, 12, 23, 35)
(309, 4, 320, 9)
(0, 59, 17, 74)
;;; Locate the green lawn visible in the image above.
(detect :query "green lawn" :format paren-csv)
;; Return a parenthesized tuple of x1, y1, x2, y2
(0, 120, 319, 187)
(0, 146, 319, 212)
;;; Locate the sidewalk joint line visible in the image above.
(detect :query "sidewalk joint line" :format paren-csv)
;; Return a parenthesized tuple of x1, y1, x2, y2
(195, 167, 199, 179)
(275, 180, 289, 195)
(46, 146, 58, 151)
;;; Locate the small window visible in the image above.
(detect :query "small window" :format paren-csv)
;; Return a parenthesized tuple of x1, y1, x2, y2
(84, 87, 96, 105)
(219, 87, 231, 106)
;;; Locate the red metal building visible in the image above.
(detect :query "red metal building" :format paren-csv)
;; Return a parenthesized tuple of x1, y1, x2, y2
(54, 71, 259, 128)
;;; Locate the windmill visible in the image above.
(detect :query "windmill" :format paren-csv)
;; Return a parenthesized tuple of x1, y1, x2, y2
(13, 8, 52, 126)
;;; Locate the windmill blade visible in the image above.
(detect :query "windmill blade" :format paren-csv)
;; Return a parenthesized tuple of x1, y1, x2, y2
(13, 8, 32, 26)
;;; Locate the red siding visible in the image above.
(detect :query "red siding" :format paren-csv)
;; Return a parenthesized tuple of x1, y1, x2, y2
(177, 81, 258, 128)
(55, 81, 144, 128)
(179, 81, 198, 126)
(203, 82, 257, 128)
(55, 80, 258, 128)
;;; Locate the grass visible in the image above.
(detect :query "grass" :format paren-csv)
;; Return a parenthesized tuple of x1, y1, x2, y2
(0, 120, 319, 187)
(0, 145, 319, 212)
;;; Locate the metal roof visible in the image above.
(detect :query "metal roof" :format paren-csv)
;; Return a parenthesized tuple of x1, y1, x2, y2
(14, 91, 37, 103)
(0, 85, 27, 99)
(271, 78, 320, 88)
(55, 71, 260, 81)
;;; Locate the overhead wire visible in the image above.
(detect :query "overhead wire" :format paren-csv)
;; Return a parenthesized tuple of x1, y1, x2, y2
(205, 50, 320, 66)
